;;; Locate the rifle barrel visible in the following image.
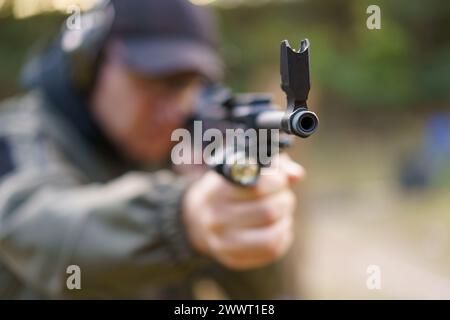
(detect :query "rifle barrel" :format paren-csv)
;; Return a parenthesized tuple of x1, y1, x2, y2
(255, 109, 319, 138)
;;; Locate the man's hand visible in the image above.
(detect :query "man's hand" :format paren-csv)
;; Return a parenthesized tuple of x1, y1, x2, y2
(182, 154, 305, 270)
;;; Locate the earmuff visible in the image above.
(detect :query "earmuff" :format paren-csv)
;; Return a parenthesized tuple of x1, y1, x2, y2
(60, 0, 115, 95)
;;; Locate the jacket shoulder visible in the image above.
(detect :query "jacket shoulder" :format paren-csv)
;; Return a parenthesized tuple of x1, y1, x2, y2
(0, 91, 72, 178)
(0, 91, 45, 136)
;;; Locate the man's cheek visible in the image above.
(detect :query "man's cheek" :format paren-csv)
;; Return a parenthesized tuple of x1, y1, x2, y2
(110, 96, 141, 133)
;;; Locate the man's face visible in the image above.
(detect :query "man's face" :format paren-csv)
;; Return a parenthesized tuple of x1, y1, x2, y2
(91, 54, 204, 165)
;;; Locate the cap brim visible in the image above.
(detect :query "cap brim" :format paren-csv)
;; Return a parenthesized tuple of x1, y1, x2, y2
(117, 38, 223, 82)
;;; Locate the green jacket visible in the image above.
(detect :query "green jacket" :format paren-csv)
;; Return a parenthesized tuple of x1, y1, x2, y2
(0, 91, 295, 299)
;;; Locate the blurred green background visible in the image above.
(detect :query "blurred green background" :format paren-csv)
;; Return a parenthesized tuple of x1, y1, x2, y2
(0, 0, 449, 299)
(1, 0, 450, 109)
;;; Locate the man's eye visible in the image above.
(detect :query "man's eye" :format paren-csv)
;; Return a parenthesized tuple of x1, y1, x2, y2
(168, 79, 191, 90)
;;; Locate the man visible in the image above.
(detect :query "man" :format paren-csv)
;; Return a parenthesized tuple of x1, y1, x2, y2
(0, 0, 304, 299)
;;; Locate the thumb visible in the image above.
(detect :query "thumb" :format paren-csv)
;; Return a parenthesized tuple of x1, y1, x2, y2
(278, 156, 306, 185)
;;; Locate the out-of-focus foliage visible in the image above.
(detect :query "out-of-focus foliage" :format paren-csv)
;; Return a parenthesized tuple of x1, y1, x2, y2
(218, 0, 450, 109)
(0, 0, 449, 110)
(0, 13, 62, 98)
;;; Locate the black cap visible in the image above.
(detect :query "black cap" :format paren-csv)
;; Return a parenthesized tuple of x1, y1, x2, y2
(108, 0, 223, 81)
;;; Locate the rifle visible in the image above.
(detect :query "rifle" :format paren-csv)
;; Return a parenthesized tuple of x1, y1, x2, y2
(196, 39, 319, 186)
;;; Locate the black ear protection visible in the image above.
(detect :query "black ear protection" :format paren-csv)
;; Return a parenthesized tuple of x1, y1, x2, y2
(60, 0, 115, 95)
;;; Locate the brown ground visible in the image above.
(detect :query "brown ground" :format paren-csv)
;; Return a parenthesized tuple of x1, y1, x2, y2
(296, 112, 450, 299)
